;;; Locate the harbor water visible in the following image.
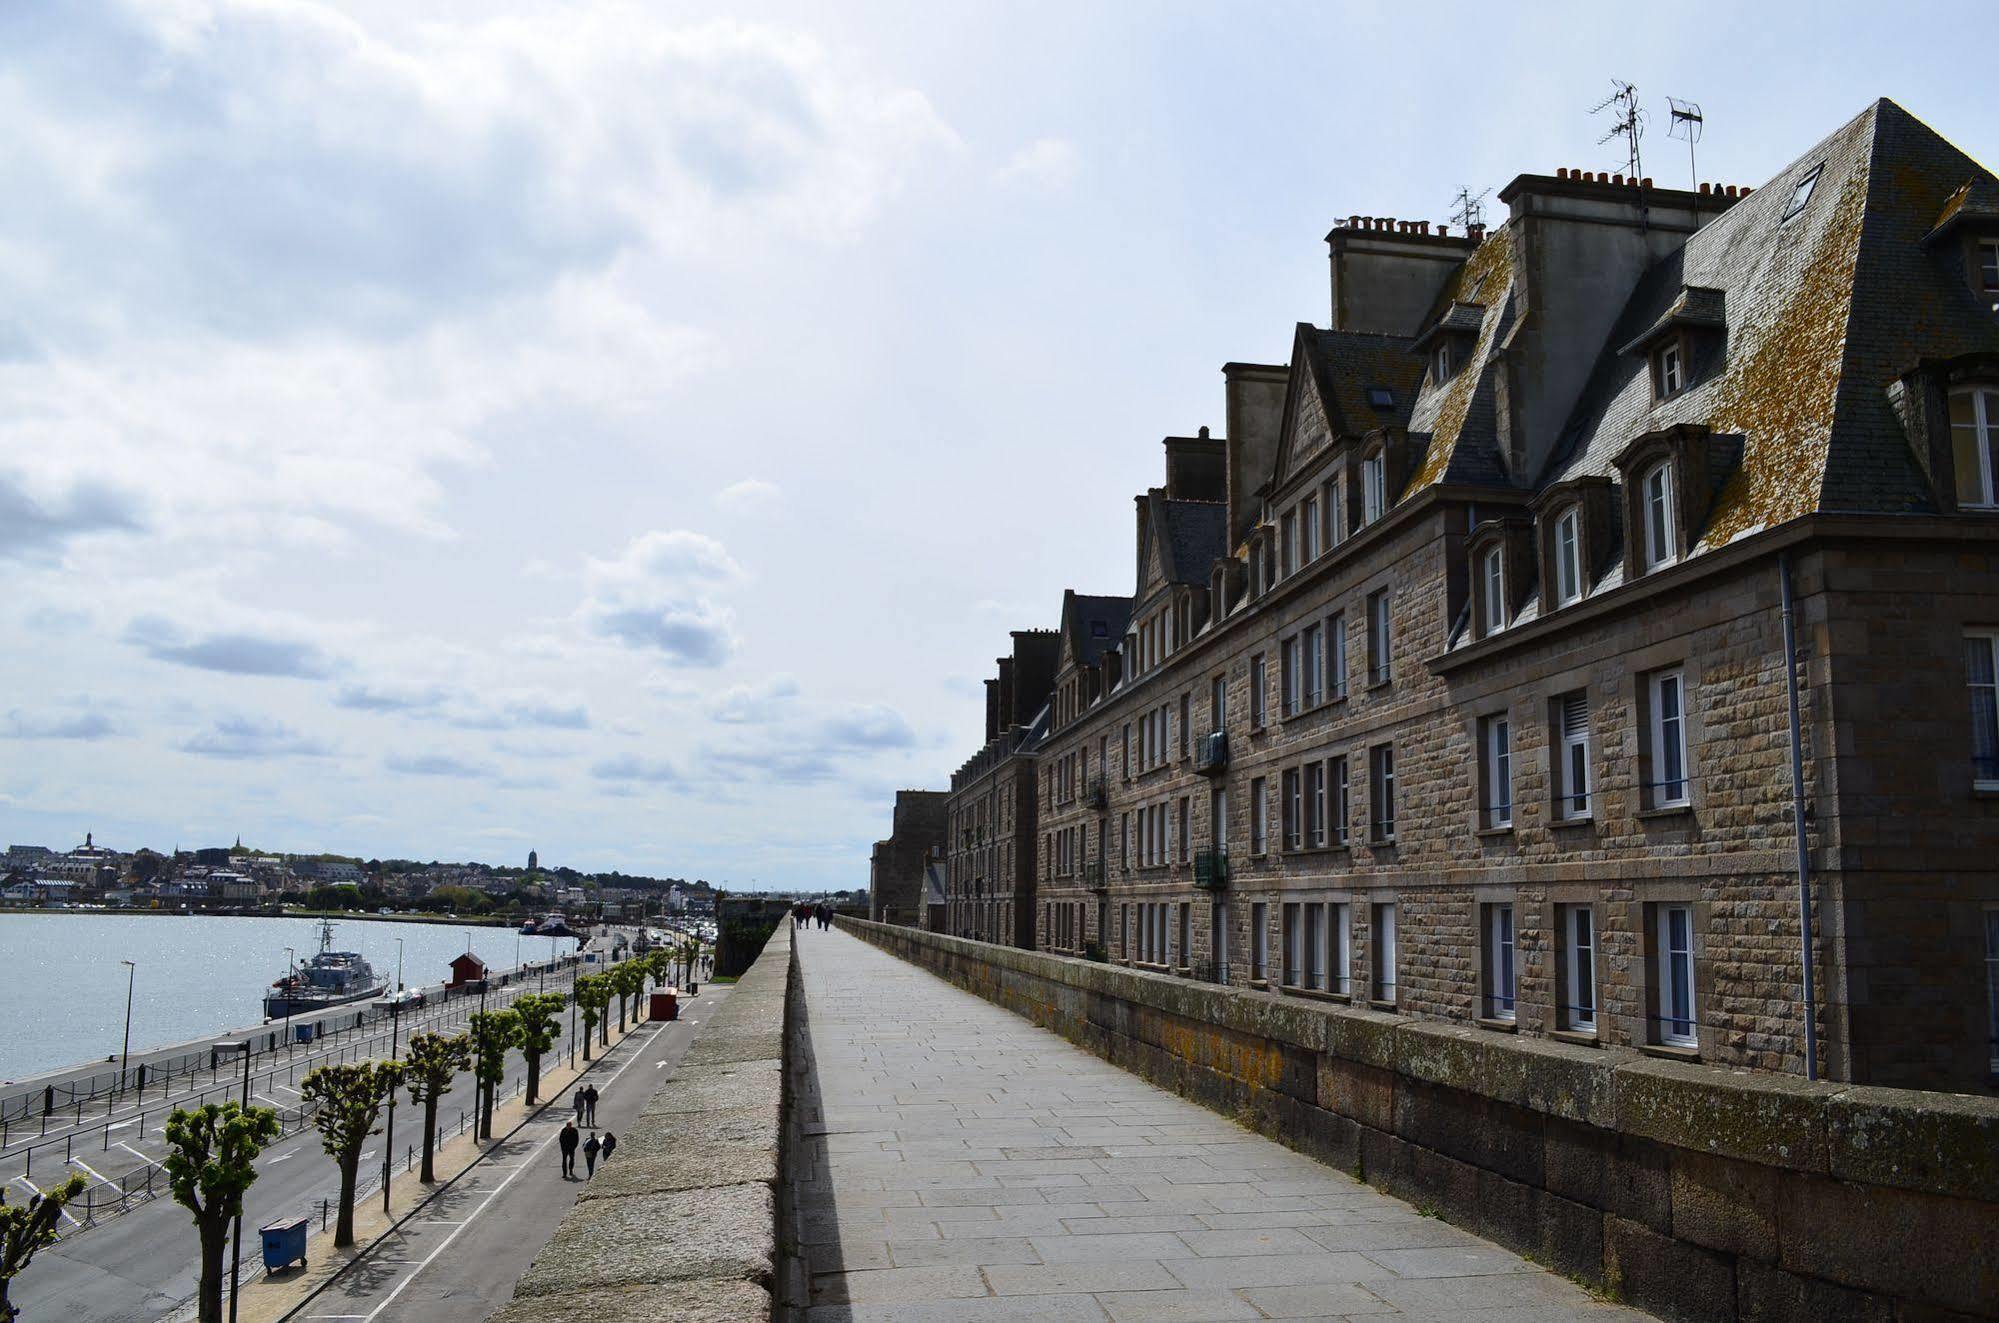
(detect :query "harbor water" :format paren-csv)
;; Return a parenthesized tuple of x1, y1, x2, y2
(0, 913, 579, 1083)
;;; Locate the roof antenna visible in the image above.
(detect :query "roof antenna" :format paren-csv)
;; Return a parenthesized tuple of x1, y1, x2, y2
(1666, 96, 1704, 193)
(1448, 185, 1490, 234)
(1592, 79, 1645, 181)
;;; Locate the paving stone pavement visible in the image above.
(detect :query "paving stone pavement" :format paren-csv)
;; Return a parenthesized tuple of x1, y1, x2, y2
(788, 927, 1656, 1323)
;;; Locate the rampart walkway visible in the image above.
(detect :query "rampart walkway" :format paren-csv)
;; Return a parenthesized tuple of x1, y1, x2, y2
(788, 927, 1651, 1322)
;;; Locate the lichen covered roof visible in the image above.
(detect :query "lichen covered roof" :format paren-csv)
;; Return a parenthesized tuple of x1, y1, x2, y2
(1405, 227, 1517, 491)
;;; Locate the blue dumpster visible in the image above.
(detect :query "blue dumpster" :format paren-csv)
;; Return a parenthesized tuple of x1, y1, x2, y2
(261, 1217, 308, 1271)
(294, 1022, 317, 1044)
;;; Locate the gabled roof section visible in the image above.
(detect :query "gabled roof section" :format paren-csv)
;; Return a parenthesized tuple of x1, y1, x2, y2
(1546, 97, 1999, 548)
(1616, 286, 1727, 355)
(1272, 325, 1423, 485)
(1058, 591, 1132, 671)
(1925, 176, 1999, 242)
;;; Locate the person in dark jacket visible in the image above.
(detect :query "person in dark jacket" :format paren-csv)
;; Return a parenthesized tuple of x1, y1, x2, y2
(600, 1131, 617, 1163)
(558, 1121, 579, 1178)
(582, 1132, 601, 1177)
(583, 1084, 599, 1126)
(572, 1088, 586, 1126)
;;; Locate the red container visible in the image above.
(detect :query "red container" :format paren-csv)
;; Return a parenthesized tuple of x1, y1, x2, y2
(649, 990, 679, 1021)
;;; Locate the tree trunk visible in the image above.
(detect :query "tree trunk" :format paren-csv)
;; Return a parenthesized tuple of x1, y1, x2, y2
(582, 1020, 592, 1061)
(479, 1080, 494, 1139)
(420, 1099, 439, 1183)
(197, 1216, 228, 1322)
(335, 1154, 359, 1247)
(617, 997, 625, 1032)
(526, 1054, 541, 1106)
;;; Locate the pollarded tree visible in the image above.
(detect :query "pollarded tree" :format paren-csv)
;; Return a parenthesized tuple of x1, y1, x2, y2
(467, 1008, 520, 1140)
(1, 1172, 87, 1323)
(162, 1102, 282, 1323)
(511, 993, 566, 1105)
(574, 973, 612, 1058)
(301, 1060, 403, 1247)
(402, 1031, 472, 1183)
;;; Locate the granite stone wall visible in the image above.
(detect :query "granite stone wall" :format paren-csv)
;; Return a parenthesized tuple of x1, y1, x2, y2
(842, 916, 1999, 1323)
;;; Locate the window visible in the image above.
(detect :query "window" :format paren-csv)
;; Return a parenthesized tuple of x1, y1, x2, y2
(1781, 163, 1822, 221)
(1251, 901, 1269, 981)
(1282, 902, 1302, 987)
(1482, 902, 1516, 1022)
(1249, 777, 1268, 854)
(1177, 797, 1190, 864)
(1122, 724, 1131, 781)
(1981, 240, 1999, 294)
(1302, 623, 1323, 707)
(1281, 635, 1301, 717)
(1372, 902, 1397, 1004)
(1327, 612, 1348, 701)
(1641, 459, 1677, 570)
(1554, 691, 1592, 820)
(1301, 495, 1321, 562)
(1480, 546, 1505, 634)
(1367, 590, 1392, 685)
(1430, 340, 1457, 383)
(1361, 452, 1387, 525)
(1249, 654, 1268, 728)
(1986, 908, 1999, 1072)
(1647, 669, 1690, 808)
(1213, 899, 1229, 982)
(1969, 634, 1999, 788)
(1370, 745, 1396, 843)
(1561, 904, 1597, 1034)
(1281, 768, 1302, 851)
(1209, 785, 1226, 850)
(1950, 388, 1999, 509)
(1304, 761, 1326, 848)
(1554, 506, 1583, 606)
(1329, 756, 1350, 846)
(1178, 903, 1191, 969)
(1280, 510, 1298, 578)
(1209, 674, 1226, 732)
(1327, 475, 1348, 545)
(1481, 714, 1512, 829)
(1329, 903, 1352, 995)
(1654, 903, 1698, 1047)
(1653, 341, 1684, 399)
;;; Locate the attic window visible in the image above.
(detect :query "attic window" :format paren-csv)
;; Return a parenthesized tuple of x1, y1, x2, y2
(1091, 621, 1109, 638)
(1431, 341, 1461, 383)
(1653, 341, 1686, 400)
(1781, 164, 1823, 223)
(1367, 387, 1396, 410)
(1980, 239, 1999, 294)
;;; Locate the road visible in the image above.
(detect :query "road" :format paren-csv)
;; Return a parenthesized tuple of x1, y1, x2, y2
(291, 982, 729, 1322)
(7, 932, 691, 1323)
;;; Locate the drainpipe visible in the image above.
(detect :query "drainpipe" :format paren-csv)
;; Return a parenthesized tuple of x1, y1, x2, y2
(1779, 550, 1821, 1081)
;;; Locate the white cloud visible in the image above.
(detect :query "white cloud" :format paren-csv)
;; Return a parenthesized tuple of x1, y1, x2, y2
(715, 478, 782, 513)
(181, 715, 333, 760)
(995, 137, 1080, 190)
(708, 675, 801, 724)
(579, 529, 745, 666)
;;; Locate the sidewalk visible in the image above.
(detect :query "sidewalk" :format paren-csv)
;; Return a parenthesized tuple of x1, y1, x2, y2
(789, 927, 1654, 1322)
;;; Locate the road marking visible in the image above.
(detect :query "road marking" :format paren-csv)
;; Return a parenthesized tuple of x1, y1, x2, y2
(254, 1094, 284, 1108)
(13, 1175, 82, 1226)
(116, 1141, 150, 1164)
(276, 1084, 302, 1096)
(269, 1153, 296, 1164)
(107, 1119, 137, 1132)
(68, 1156, 113, 1187)
(354, 1026, 667, 1321)
(359, 1150, 376, 1162)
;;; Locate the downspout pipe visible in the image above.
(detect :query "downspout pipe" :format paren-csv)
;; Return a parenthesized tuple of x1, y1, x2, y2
(1779, 550, 1821, 1081)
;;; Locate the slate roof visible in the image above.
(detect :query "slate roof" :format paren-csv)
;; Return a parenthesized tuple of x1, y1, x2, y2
(1547, 98, 1999, 544)
(1063, 593, 1133, 668)
(1302, 328, 1424, 436)
(1615, 286, 1727, 355)
(1403, 228, 1518, 491)
(1157, 498, 1229, 586)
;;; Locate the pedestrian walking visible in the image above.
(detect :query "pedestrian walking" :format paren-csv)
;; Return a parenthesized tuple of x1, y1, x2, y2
(583, 1084, 600, 1126)
(600, 1131, 617, 1163)
(583, 1132, 601, 1177)
(572, 1089, 586, 1126)
(558, 1121, 579, 1178)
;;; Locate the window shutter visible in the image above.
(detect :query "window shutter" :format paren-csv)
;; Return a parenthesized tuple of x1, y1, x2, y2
(1561, 692, 1589, 739)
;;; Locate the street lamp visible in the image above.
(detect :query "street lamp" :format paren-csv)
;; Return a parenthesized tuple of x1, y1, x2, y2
(117, 960, 137, 1101)
(280, 947, 296, 1056)
(381, 991, 402, 1214)
(215, 1039, 253, 1323)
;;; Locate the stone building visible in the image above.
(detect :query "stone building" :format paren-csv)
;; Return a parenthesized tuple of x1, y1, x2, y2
(1028, 99, 1999, 1093)
(945, 629, 1060, 946)
(869, 789, 948, 926)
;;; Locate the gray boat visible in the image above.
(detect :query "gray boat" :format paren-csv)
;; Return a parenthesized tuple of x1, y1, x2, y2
(265, 918, 385, 1018)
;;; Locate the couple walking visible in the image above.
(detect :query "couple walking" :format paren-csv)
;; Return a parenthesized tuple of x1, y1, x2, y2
(571, 1084, 599, 1127)
(557, 1120, 614, 1178)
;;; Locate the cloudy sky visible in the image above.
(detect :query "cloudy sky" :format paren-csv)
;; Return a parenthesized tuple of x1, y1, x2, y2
(2, 1, 1991, 888)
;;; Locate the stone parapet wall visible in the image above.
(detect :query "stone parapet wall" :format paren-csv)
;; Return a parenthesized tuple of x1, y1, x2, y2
(841, 916, 1999, 1322)
(490, 924, 792, 1323)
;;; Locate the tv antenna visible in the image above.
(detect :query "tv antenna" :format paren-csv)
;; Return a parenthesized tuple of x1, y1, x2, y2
(1449, 185, 1490, 233)
(1592, 79, 1644, 180)
(1666, 97, 1704, 191)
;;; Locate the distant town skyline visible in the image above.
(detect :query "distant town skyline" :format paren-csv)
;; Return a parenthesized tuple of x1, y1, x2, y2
(3, 1, 1994, 888)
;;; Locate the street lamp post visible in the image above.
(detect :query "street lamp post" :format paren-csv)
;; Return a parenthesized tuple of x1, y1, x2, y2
(117, 960, 136, 1101)
(218, 1039, 253, 1323)
(381, 995, 401, 1214)
(280, 947, 296, 1057)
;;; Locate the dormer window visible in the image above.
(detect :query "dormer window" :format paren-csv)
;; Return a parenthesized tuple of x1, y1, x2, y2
(1654, 341, 1685, 399)
(1980, 239, 1999, 295)
(1641, 460, 1677, 570)
(1480, 547, 1506, 634)
(1360, 452, 1387, 525)
(1951, 387, 1999, 509)
(1431, 341, 1458, 383)
(1553, 507, 1583, 606)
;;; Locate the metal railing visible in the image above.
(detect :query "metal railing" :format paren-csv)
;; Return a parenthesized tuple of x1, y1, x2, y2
(1193, 850, 1229, 890)
(1194, 731, 1228, 774)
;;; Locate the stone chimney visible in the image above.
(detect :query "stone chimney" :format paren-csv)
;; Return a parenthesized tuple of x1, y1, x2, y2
(1325, 218, 1479, 336)
(1163, 425, 1227, 502)
(1221, 362, 1288, 550)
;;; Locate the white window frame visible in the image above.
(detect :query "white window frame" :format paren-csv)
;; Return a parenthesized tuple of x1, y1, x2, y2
(1281, 768, 1302, 851)
(1249, 776, 1268, 855)
(1648, 669, 1690, 808)
(1301, 495, 1321, 562)
(1280, 510, 1298, 578)
(1281, 635, 1301, 717)
(1480, 545, 1505, 634)
(1654, 341, 1683, 398)
(1249, 654, 1267, 729)
(1656, 903, 1698, 1048)
(1484, 902, 1516, 1022)
(1368, 590, 1391, 685)
(1372, 902, 1397, 1004)
(1250, 900, 1268, 981)
(1329, 756, 1350, 846)
(1482, 714, 1512, 829)
(1302, 623, 1323, 707)
(1641, 459, 1677, 570)
(1556, 691, 1592, 820)
(1968, 632, 1999, 790)
(1361, 452, 1386, 525)
(1282, 901, 1302, 987)
(1950, 388, 1999, 509)
(1554, 506, 1582, 606)
(1371, 744, 1396, 842)
(1562, 904, 1597, 1034)
(1327, 612, 1348, 701)
(1329, 902, 1352, 996)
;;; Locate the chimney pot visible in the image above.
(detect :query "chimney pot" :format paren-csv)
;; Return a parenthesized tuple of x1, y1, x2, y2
(1641, 176, 1653, 188)
(1437, 224, 1449, 237)
(1699, 182, 1711, 195)
(1197, 425, 1209, 438)
(1740, 185, 1753, 195)
(1557, 167, 1568, 180)
(1725, 185, 1738, 199)
(1598, 171, 1610, 184)
(1613, 173, 1624, 186)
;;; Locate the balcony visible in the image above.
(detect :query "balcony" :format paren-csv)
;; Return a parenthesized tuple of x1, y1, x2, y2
(1083, 859, 1107, 892)
(1194, 731, 1228, 775)
(1193, 850, 1229, 890)
(1085, 778, 1108, 810)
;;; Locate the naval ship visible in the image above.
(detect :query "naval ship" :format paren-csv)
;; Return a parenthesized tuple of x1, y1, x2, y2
(265, 919, 386, 1018)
